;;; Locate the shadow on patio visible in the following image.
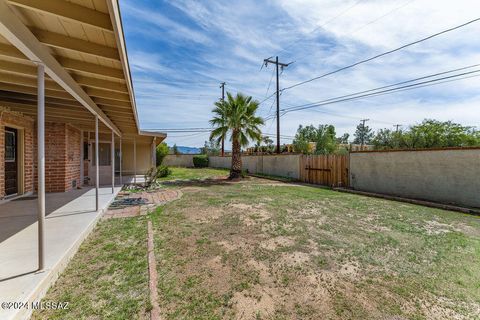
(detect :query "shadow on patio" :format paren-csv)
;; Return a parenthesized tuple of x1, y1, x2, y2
(0, 186, 121, 320)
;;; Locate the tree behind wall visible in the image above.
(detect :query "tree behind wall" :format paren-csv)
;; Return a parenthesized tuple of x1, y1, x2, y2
(315, 124, 337, 154)
(201, 138, 221, 155)
(353, 122, 374, 145)
(156, 142, 169, 166)
(293, 124, 338, 154)
(172, 144, 180, 155)
(372, 119, 480, 150)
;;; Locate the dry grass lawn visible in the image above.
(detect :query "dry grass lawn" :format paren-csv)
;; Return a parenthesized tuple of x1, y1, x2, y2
(33, 168, 480, 319)
(153, 174, 480, 320)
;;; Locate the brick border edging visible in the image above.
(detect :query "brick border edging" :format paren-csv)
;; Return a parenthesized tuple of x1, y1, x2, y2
(147, 220, 161, 320)
(104, 189, 183, 219)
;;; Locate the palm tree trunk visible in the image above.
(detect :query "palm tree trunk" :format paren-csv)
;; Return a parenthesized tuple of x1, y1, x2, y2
(230, 129, 242, 179)
(221, 136, 224, 157)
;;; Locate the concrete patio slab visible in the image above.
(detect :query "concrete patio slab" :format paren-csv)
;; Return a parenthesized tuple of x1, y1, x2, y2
(0, 186, 121, 320)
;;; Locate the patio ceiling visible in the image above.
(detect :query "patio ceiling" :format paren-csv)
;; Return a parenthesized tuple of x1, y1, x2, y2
(0, 0, 161, 142)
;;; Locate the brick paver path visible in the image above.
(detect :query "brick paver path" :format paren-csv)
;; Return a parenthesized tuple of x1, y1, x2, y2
(104, 189, 182, 219)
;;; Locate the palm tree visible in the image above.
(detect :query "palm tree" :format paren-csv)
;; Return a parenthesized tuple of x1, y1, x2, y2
(210, 92, 264, 179)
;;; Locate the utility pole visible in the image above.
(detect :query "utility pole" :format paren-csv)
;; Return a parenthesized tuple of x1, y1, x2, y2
(360, 119, 369, 148)
(263, 56, 292, 154)
(394, 124, 402, 132)
(220, 82, 226, 157)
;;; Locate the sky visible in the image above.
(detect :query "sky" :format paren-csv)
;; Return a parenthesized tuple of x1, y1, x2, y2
(120, 0, 480, 147)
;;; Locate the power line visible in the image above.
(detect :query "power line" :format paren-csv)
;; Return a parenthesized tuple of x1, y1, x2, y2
(261, 68, 480, 122)
(265, 67, 276, 98)
(277, 0, 365, 56)
(273, 63, 480, 115)
(278, 68, 480, 115)
(166, 132, 210, 138)
(134, 79, 218, 87)
(349, 0, 416, 36)
(287, 0, 416, 64)
(296, 107, 396, 126)
(263, 56, 293, 153)
(281, 17, 480, 91)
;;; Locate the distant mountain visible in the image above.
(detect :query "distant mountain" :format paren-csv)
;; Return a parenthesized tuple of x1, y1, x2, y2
(171, 146, 201, 154)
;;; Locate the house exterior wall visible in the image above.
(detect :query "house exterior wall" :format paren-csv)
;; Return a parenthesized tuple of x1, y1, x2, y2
(66, 125, 81, 190)
(121, 142, 152, 175)
(43, 123, 67, 192)
(0, 109, 34, 199)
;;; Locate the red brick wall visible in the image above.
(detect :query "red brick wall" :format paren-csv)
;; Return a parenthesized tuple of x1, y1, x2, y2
(38, 122, 81, 193)
(0, 109, 34, 199)
(1, 110, 83, 197)
(65, 124, 81, 190)
(43, 122, 67, 192)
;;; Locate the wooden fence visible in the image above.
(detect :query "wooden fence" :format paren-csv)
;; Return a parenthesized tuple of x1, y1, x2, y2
(299, 155, 349, 187)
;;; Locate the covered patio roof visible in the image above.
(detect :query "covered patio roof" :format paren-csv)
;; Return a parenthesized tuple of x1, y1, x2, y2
(0, 0, 165, 143)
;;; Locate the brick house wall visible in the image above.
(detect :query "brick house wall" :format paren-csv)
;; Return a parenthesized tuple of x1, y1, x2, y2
(65, 125, 81, 190)
(43, 122, 67, 192)
(39, 122, 81, 193)
(0, 108, 34, 199)
(1, 108, 81, 198)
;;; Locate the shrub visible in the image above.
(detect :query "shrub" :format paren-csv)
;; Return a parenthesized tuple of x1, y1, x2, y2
(193, 155, 209, 167)
(156, 165, 171, 178)
(144, 165, 171, 188)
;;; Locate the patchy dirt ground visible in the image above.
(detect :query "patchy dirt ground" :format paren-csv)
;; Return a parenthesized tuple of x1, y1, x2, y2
(151, 176, 480, 320)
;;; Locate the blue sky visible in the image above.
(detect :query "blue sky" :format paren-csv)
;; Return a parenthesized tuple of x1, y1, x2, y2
(120, 0, 480, 147)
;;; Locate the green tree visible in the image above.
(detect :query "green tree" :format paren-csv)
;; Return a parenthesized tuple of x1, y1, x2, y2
(315, 124, 337, 154)
(372, 129, 395, 150)
(201, 138, 221, 155)
(293, 124, 338, 154)
(255, 136, 274, 153)
(371, 119, 480, 150)
(293, 125, 317, 154)
(156, 142, 169, 166)
(353, 122, 374, 145)
(336, 133, 350, 144)
(172, 144, 180, 155)
(210, 92, 264, 179)
(407, 119, 479, 148)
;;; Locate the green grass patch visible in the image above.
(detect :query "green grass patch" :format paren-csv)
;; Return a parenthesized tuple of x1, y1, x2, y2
(32, 217, 149, 320)
(158, 167, 229, 182)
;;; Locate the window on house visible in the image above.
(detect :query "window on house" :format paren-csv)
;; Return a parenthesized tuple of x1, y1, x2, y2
(5, 130, 15, 162)
(83, 142, 89, 160)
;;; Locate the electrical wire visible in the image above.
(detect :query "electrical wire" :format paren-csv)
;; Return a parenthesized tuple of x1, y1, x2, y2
(273, 63, 480, 115)
(290, 0, 417, 64)
(265, 67, 276, 98)
(349, 0, 416, 36)
(279, 69, 480, 115)
(277, 0, 365, 56)
(281, 17, 480, 91)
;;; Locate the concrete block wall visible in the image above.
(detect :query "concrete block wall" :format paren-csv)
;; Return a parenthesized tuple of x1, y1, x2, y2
(209, 154, 301, 179)
(163, 154, 197, 167)
(349, 148, 480, 208)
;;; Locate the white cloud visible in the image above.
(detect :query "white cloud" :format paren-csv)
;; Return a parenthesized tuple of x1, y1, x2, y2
(121, 0, 480, 146)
